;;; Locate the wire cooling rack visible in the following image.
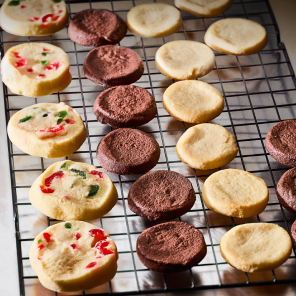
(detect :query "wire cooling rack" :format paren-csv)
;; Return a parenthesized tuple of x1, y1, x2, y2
(1, 0, 296, 295)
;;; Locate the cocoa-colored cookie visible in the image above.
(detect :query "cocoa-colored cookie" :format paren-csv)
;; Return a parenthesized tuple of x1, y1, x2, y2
(276, 168, 296, 213)
(265, 120, 296, 167)
(128, 170, 195, 221)
(68, 9, 127, 47)
(136, 222, 207, 273)
(93, 85, 157, 128)
(291, 221, 296, 248)
(83, 45, 144, 88)
(96, 128, 160, 175)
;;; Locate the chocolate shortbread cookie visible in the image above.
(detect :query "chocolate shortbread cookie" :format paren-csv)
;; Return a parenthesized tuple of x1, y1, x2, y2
(265, 120, 296, 167)
(128, 170, 195, 221)
(291, 221, 296, 249)
(136, 222, 207, 273)
(93, 85, 157, 128)
(68, 9, 127, 47)
(83, 45, 144, 88)
(96, 128, 160, 175)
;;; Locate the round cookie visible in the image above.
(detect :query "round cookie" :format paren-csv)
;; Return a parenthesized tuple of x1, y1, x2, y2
(68, 9, 127, 47)
(265, 120, 296, 167)
(204, 18, 268, 55)
(128, 170, 196, 221)
(176, 123, 239, 170)
(93, 85, 157, 128)
(291, 221, 296, 249)
(202, 169, 269, 218)
(97, 128, 160, 175)
(1, 43, 72, 97)
(83, 45, 144, 88)
(7, 103, 87, 158)
(0, 0, 68, 36)
(29, 221, 118, 292)
(126, 3, 182, 38)
(30, 160, 118, 221)
(175, 0, 232, 17)
(276, 168, 296, 213)
(220, 223, 292, 272)
(163, 80, 224, 123)
(137, 222, 207, 273)
(155, 40, 215, 80)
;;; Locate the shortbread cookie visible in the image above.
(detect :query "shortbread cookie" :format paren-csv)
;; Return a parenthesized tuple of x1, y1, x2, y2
(163, 80, 224, 123)
(126, 3, 182, 38)
(137, 222, 207, 273)
(175, 0, 232, 17)
(291, 221, 296, 249)
(202, 169, 269, 218)
(265, 120, 296, 167)
(93, 85, 157, 128)
(0, 0, 68, 36)
(155, 40, 215, 80)
(1, 43, 71, 97)
(7, 103, 87, 158)
(97, 128, 160, 175)
(128, 170, 195, 221)
(68, 9, 127, 47)
(30, 160, 118, 221)
(30, 221, 118, 292)
(220, 223, 292, 272)
(83, 45, 144, 88)
(204, 18, 267, 55)
(176, 123, 239, 170)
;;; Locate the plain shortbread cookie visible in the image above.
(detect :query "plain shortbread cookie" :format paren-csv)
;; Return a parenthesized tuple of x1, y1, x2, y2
(30, 221, 118, 292)
(176, 123, 239, 170)
(204, 18, 267, 55)
(202, 169, 269, 218)
(220, 223, 292, 272)
(163, 80, 224, 123)
(126, 3, 182, 38)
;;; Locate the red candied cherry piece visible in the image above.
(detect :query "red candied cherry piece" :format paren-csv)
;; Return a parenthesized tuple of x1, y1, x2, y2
(21, 5, 26, 8)
(65, 119, 74, 124)
(39, 125, 64, 133)
(70, 244, 80, 250)
(12, 52, 20, 58)
(38, 244, 45, 250)
(43, 48, 50, 52)
(90, 170, 104, 179)
(45, 65, 53, 70)
(86, 261, 97, 269)
(38, 74, 46, 78)
(43, 232, 51, 243)
(15, 58, 27, 68)
(95, 240, 114, 255)
(89, 229, 106, 241)
(37, 256, 42, 260)
(58, 10, 63, 14)
(52, 15, 60, 21)
(40, 185, 54, 194)
(34, 17, 40, 20)
(52, 62, 60, 70)
(75, 232, 81, 240)
(45, 171, 64, 187)
(27, 68, 33, 73)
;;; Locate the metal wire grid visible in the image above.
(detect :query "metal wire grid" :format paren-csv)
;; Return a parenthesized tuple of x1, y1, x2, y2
(1, 0, 296, 295)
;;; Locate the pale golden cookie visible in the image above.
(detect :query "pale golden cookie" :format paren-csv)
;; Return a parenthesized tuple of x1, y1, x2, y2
(30, 221, 118, 292)
(126, 3, 182, 38)
(204, 18, 268, 55)
(163, 80, 224, 123)
(220, 223, 292, 272)
(202, 169, 269, 218)
(7, 103, 87, 158)
(175, 0, 232, 17)
(29, 160, 118, 221)
(1, 43, 71, 97)
(0, 0, 68, 36)
(155, 40, 215, 80)
(176, 123, 238, 170)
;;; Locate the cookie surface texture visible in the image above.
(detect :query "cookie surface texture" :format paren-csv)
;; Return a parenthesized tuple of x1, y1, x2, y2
(128, 170, 195, 221)
(176, 123, 239, 170)
(83, 45, 144, 87)
(220, 223, 292, 272)
(291, 221, 296, 249)
(175, 0, 232, 17)
(29, 160, 118, 221)
(204, 18, 267, 55)
(0, 0, 68, 36)
(93, 85, 157, 128)
(163, 80, 224, 123)
(265, 120, 296, 167)
(7, 103, 87, 158)
(68, 9, 127, 47)
(1, 43, 72, 97)
(126, 3, 182, 38)
(97, 128, 160, 175)
(202, 169, 269, 218)
(29, 221, 118, 292)
(137, 221, 207, 273)
(155, 40, 215, 80)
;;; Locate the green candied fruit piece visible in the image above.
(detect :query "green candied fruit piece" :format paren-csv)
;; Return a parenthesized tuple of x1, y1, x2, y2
(58, 111, 68, 118)
(64, 222, 72, 229)
(19, 115, 33, 123)
(88, 185, 100, 197)
(60, 161, 68, 169)
(33, 107, 39, 109)
(40, 60, 49, 66)
(43, 113, 49, 117)
(8, 0, 20, 6)
(70, 169, 86, 179)
(52, 0, 62, 2)
(57, 118, 63, 124)
(41, 52, 51, 56)
(38, 239, 42, 244)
